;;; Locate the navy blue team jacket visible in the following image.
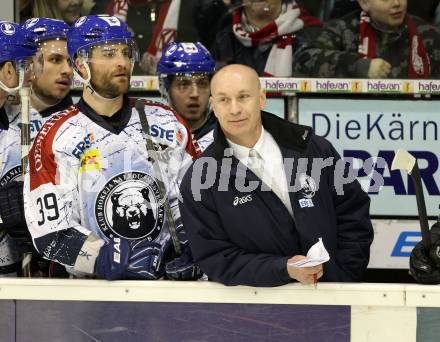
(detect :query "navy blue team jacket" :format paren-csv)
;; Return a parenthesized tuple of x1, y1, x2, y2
(179, 112, 373, 287)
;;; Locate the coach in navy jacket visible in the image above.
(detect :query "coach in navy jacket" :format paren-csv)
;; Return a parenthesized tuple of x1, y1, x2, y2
(179, 64, 373, 287)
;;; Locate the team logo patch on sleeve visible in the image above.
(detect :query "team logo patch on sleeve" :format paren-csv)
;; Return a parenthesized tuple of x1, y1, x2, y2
(95, 172, 165, 241)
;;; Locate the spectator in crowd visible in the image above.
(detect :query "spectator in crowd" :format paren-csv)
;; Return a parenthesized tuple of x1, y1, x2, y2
(329, 0, 359, 19)
(296, 0, 326, 18)
(57, 0, 94, 24)
(193, 0, 233, 51)
(157, 42, 216, 153)
(212, 0, 321, 77)
(194, 0, 323, 51)
(436, 4, 440, 28)
(179, 64, 374, 287)
(293, 0, 440, 79)
(405, 0, 440, 22)
(327, 0, 438, 21)
(93, 0, 200, 75)
(20, 0, 94, 24)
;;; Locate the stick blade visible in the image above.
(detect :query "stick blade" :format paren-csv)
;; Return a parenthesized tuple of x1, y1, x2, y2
(391, 149, 416, 174)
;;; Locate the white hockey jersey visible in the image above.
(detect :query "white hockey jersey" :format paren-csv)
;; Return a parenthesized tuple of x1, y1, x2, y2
(192, 113, 216, 154)
(24, 97, 196, 277)
(0, 96, 73, 276)
(1, 96, 73, 184)
(0, 108, 21, 276)
(0, 108, 21, 186)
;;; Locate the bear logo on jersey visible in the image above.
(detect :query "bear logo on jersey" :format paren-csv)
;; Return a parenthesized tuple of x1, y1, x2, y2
(95, 171, 165, 240)
(111, 187, 156, 234)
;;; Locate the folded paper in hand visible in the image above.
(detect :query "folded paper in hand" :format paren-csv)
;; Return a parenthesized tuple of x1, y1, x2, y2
(288, 238, 330, 268)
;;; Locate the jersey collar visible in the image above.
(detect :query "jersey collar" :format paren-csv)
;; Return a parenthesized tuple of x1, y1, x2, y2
(40, 95, 74, 118)
(77, 95, 132, 135)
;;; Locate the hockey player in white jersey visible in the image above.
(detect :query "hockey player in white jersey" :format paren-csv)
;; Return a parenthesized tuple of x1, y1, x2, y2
(0, 21, 36, 276)
(0, 19, 74, 276)
(157, 42, 216, 153)
(19, 18, 74, 135)
(24, 15, 201, 280)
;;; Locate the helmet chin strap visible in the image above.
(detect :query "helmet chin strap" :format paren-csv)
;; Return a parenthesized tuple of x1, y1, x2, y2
(158, 75, 172, 104)
(76, 61, 122, 103)
(77, 59, 136, 103)
(0, 68, 25, 104)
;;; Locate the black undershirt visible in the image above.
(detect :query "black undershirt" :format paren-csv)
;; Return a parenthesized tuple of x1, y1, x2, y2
(102, 108, 124, 131)
(77, 96, 132, 135)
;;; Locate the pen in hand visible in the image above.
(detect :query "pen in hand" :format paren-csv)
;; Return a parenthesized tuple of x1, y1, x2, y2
(313, 273, 318, 289)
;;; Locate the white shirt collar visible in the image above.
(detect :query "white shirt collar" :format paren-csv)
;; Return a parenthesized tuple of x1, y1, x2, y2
(226, 127, 293, 217)
(226, 127, 265, 162)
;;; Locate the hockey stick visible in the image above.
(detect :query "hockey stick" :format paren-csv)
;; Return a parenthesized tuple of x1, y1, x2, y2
(391, 149, 430, 249)
(19, 86, 32, 277)
(134, 99, 181, 255)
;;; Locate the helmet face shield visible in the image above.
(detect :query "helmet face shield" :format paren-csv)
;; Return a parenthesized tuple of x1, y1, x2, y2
(16, 58, 33, 74)
(74, 41, 139, 82)
(33, 39, 71, 77)
(159, 72, 212, 101)
(171, 73, 211, 93)
(0, 21, 36, 96)
(80, 41, 139, 66)
(30, 38, 73, 103)
(0, 57, 33, 96)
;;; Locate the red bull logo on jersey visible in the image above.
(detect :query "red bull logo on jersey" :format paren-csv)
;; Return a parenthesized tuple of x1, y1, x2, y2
(79, 148, 101, 173)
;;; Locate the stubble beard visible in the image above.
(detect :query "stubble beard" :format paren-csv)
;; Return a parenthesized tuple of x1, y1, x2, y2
(32, 81, 68, 105)
(92, 73, 131, 98)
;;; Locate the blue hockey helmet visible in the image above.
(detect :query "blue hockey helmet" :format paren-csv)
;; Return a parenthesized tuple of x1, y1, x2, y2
(0, 21, 36, 94)
(157, 42, 215, 75)
(67, 15, 138, 97)
(0, 21, 36, 65)
(22, 18, 70, 44)
(157, 42, 215, 97)
(67, 15, 138, 62)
